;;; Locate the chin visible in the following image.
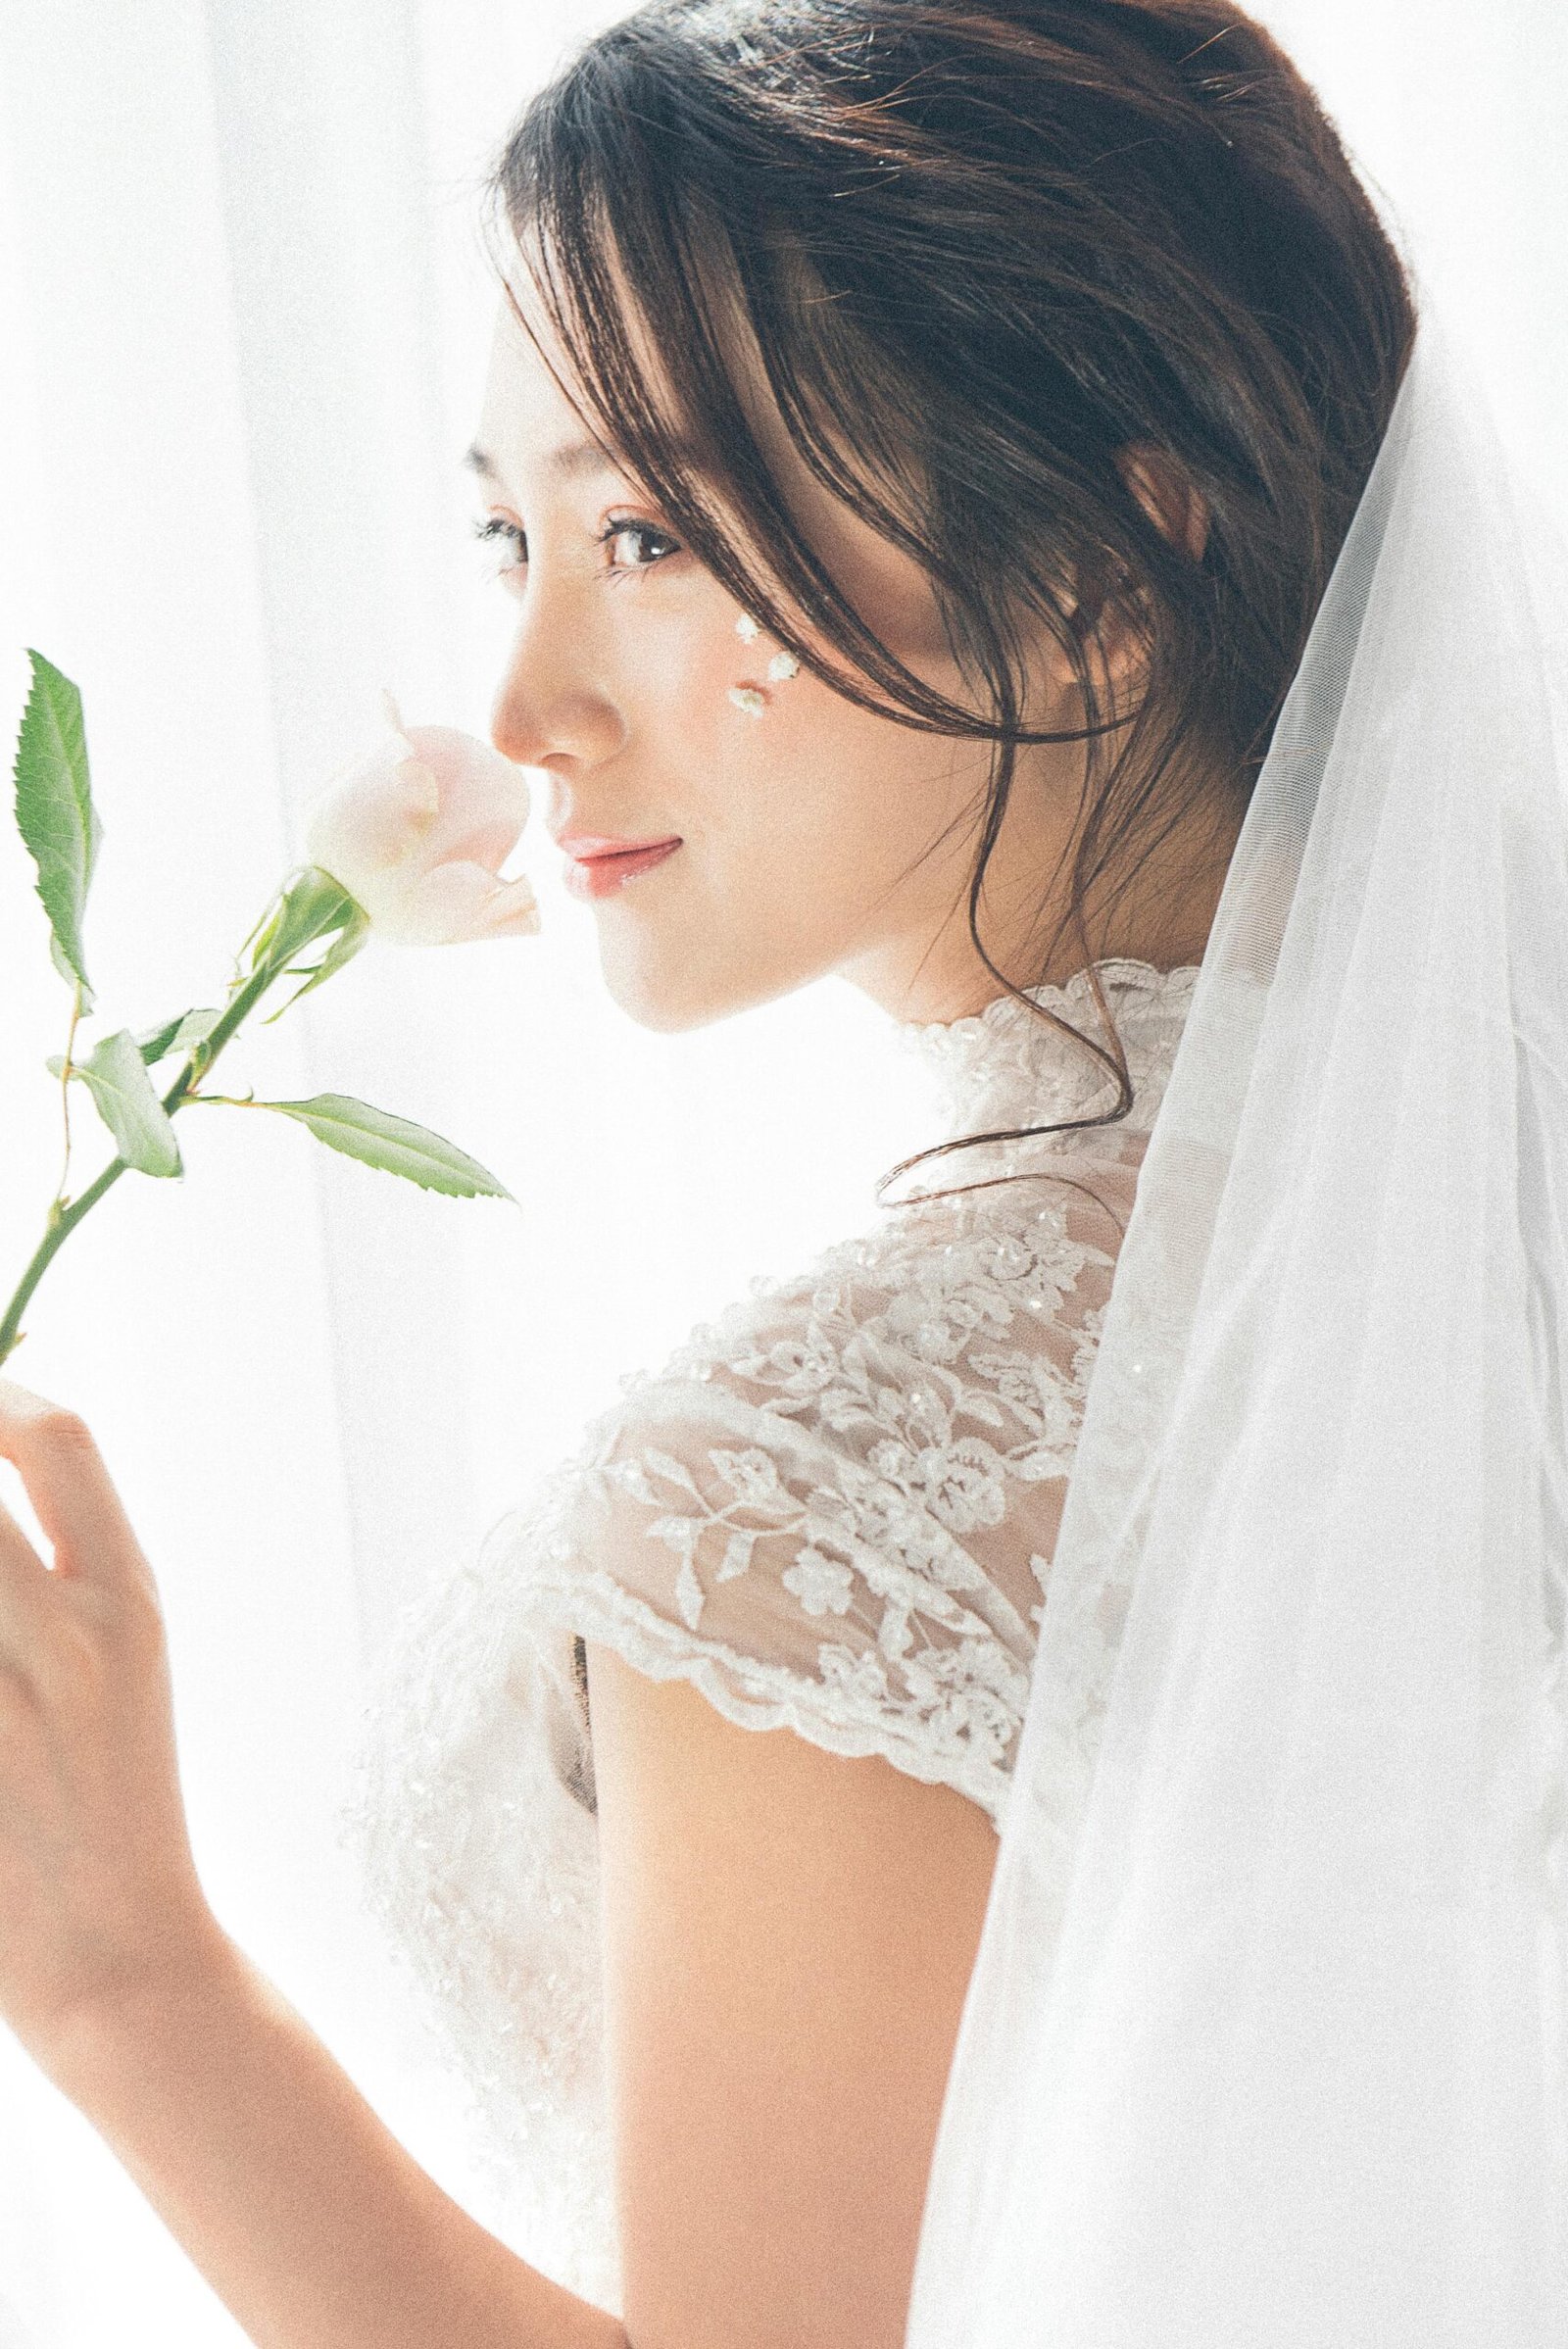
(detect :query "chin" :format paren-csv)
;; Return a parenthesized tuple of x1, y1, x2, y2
(609, 984, 721, 1036)
(597, 937, 811, 1036)
(597, 949, 732, 1035)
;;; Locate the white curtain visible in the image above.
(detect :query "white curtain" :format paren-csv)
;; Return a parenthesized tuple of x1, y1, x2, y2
(0, 4, 1561, 2343)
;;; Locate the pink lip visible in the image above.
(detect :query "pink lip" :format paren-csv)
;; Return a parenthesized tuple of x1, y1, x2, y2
(556, 833, 681, 857)
(562, 837, 683, 901)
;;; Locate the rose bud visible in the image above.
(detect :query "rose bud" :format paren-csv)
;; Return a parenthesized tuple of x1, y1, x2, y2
(302, 690, 540, 946)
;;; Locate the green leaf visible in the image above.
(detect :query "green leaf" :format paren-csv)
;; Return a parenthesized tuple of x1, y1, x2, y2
(44, 1029, 182, 1177)
(131, 1007, 225, 1066)
(13, 651, 104, 1010)
(220, 1093, 515, 1201)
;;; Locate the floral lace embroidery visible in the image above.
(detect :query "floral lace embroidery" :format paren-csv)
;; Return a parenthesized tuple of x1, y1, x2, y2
(335, 957, 1199, 2320)
(506, 1217, 1097, 1819)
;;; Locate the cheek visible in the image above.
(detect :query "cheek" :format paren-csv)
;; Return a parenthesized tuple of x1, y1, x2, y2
(621, 603, 767, 766)
(589, 609, 987, 1030)
(711, 674, 964, 934)
(626, 594, 976, 905)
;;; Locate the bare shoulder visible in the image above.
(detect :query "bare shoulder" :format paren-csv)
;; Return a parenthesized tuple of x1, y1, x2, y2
(583, 1639, 1000, 2349)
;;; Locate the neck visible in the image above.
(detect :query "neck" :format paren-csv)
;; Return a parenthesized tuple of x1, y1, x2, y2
(839, 777, 1244, 1030)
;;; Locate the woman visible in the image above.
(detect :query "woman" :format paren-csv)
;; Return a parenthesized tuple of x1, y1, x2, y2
(4, 2, 1550, 2345)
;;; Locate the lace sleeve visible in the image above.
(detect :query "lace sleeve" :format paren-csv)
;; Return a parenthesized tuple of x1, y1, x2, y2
(493, 1169, 1135, 1833)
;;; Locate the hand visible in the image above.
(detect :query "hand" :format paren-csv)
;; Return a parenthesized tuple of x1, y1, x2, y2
(0, 1376, 220, 2084)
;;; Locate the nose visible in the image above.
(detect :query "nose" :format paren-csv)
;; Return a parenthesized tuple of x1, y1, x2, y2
(487, 604, 628, 774)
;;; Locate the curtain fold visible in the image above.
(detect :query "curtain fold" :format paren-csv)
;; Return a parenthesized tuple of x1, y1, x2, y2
(0, 3, 1563, 2342)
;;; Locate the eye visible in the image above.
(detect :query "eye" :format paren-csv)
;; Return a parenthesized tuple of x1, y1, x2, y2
(468, 514, 683, 584)
(471, 515, 525, 578)
(599, 516, 683, 575)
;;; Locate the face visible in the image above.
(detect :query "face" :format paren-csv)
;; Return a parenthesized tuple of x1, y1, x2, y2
(469, 266, 1206, 1033)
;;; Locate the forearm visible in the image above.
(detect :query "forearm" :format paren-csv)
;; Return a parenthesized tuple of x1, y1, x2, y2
(45, 1920, 628, 2349)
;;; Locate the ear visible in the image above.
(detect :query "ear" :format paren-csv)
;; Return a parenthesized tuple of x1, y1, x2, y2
(1035, 446, 1208, 714)
(1114, 442, 1210, 563)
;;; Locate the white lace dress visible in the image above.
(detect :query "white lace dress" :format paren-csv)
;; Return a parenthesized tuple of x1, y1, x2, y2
(336, 955, 1200, 2321)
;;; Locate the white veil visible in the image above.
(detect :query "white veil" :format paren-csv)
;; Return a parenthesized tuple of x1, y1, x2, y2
(904, 297, 1568, 2346)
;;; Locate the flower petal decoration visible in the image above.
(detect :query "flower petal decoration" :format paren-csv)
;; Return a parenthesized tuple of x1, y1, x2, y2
(301, 692, 539, 946)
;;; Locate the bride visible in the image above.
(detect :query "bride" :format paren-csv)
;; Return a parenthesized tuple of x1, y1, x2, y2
(3, 2, 1563, 2345)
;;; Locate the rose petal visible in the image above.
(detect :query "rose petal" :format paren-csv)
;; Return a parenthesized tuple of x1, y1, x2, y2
(296, 710, 536, 947)
(467, 872, 542, 941)
(313, 756, 443, 867)
(367, 858, 535, 947)
(403, 725, 531, 837)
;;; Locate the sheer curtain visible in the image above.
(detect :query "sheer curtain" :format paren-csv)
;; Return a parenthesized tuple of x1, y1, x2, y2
(0, 4, 1561, 2344)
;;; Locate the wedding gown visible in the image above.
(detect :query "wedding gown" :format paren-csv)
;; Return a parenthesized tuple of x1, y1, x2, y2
(336, 954, 1200, 2323)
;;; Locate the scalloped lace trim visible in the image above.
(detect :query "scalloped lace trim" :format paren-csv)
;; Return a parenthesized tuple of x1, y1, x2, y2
(521, 1568, 1017, 1824)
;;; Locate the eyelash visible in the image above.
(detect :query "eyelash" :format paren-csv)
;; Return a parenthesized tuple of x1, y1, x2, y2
(470, 514, 682, 579)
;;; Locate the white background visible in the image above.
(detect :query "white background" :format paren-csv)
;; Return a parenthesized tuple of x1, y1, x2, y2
(0, 3, 1563, 2341)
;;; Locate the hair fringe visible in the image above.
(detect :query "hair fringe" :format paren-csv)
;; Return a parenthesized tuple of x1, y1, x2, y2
(483, 0, 1417, 1202)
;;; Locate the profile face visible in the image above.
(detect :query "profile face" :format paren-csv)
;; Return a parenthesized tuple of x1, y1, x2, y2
(467, 276, 1089, 1034)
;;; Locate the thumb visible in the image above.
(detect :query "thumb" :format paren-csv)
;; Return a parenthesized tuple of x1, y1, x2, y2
(0, 1379, 152, 1594)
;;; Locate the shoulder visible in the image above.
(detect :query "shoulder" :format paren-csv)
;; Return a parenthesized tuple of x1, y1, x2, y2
(521, 1175, 1130, 1824)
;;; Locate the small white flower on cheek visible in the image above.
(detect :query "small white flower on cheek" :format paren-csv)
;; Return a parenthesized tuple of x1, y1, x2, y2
(730, 612, 801, 715)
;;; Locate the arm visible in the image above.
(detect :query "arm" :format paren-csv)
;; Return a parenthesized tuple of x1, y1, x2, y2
(0, 1379, 624, 2349)
(47, 1921, 628, 2349)
(585, 1639, 1002, 2349)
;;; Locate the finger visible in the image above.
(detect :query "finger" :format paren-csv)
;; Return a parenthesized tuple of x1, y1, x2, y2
(0, 1486, 56, 1664)
(0, 1378, 148, 1590)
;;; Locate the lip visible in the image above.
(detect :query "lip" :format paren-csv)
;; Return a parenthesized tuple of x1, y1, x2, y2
(555, 832, 682, 858)
(562, 837, 683, 901)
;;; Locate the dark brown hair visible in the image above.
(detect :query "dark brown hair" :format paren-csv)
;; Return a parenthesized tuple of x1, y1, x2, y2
(481, 0, 1417, 1206)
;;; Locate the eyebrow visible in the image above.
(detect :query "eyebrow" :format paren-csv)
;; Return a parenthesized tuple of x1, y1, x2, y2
(463, 438, 622, 484)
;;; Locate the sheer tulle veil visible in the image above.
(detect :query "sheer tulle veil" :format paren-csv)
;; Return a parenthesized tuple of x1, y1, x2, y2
(904, 294, 1568, 2346)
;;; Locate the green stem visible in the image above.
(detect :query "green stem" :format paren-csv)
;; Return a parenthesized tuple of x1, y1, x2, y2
(0, 956, 284, 1371)
(54, 982, 87, 1205)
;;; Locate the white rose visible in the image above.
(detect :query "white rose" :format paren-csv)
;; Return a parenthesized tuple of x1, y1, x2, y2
(301, 691, 539, 947)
